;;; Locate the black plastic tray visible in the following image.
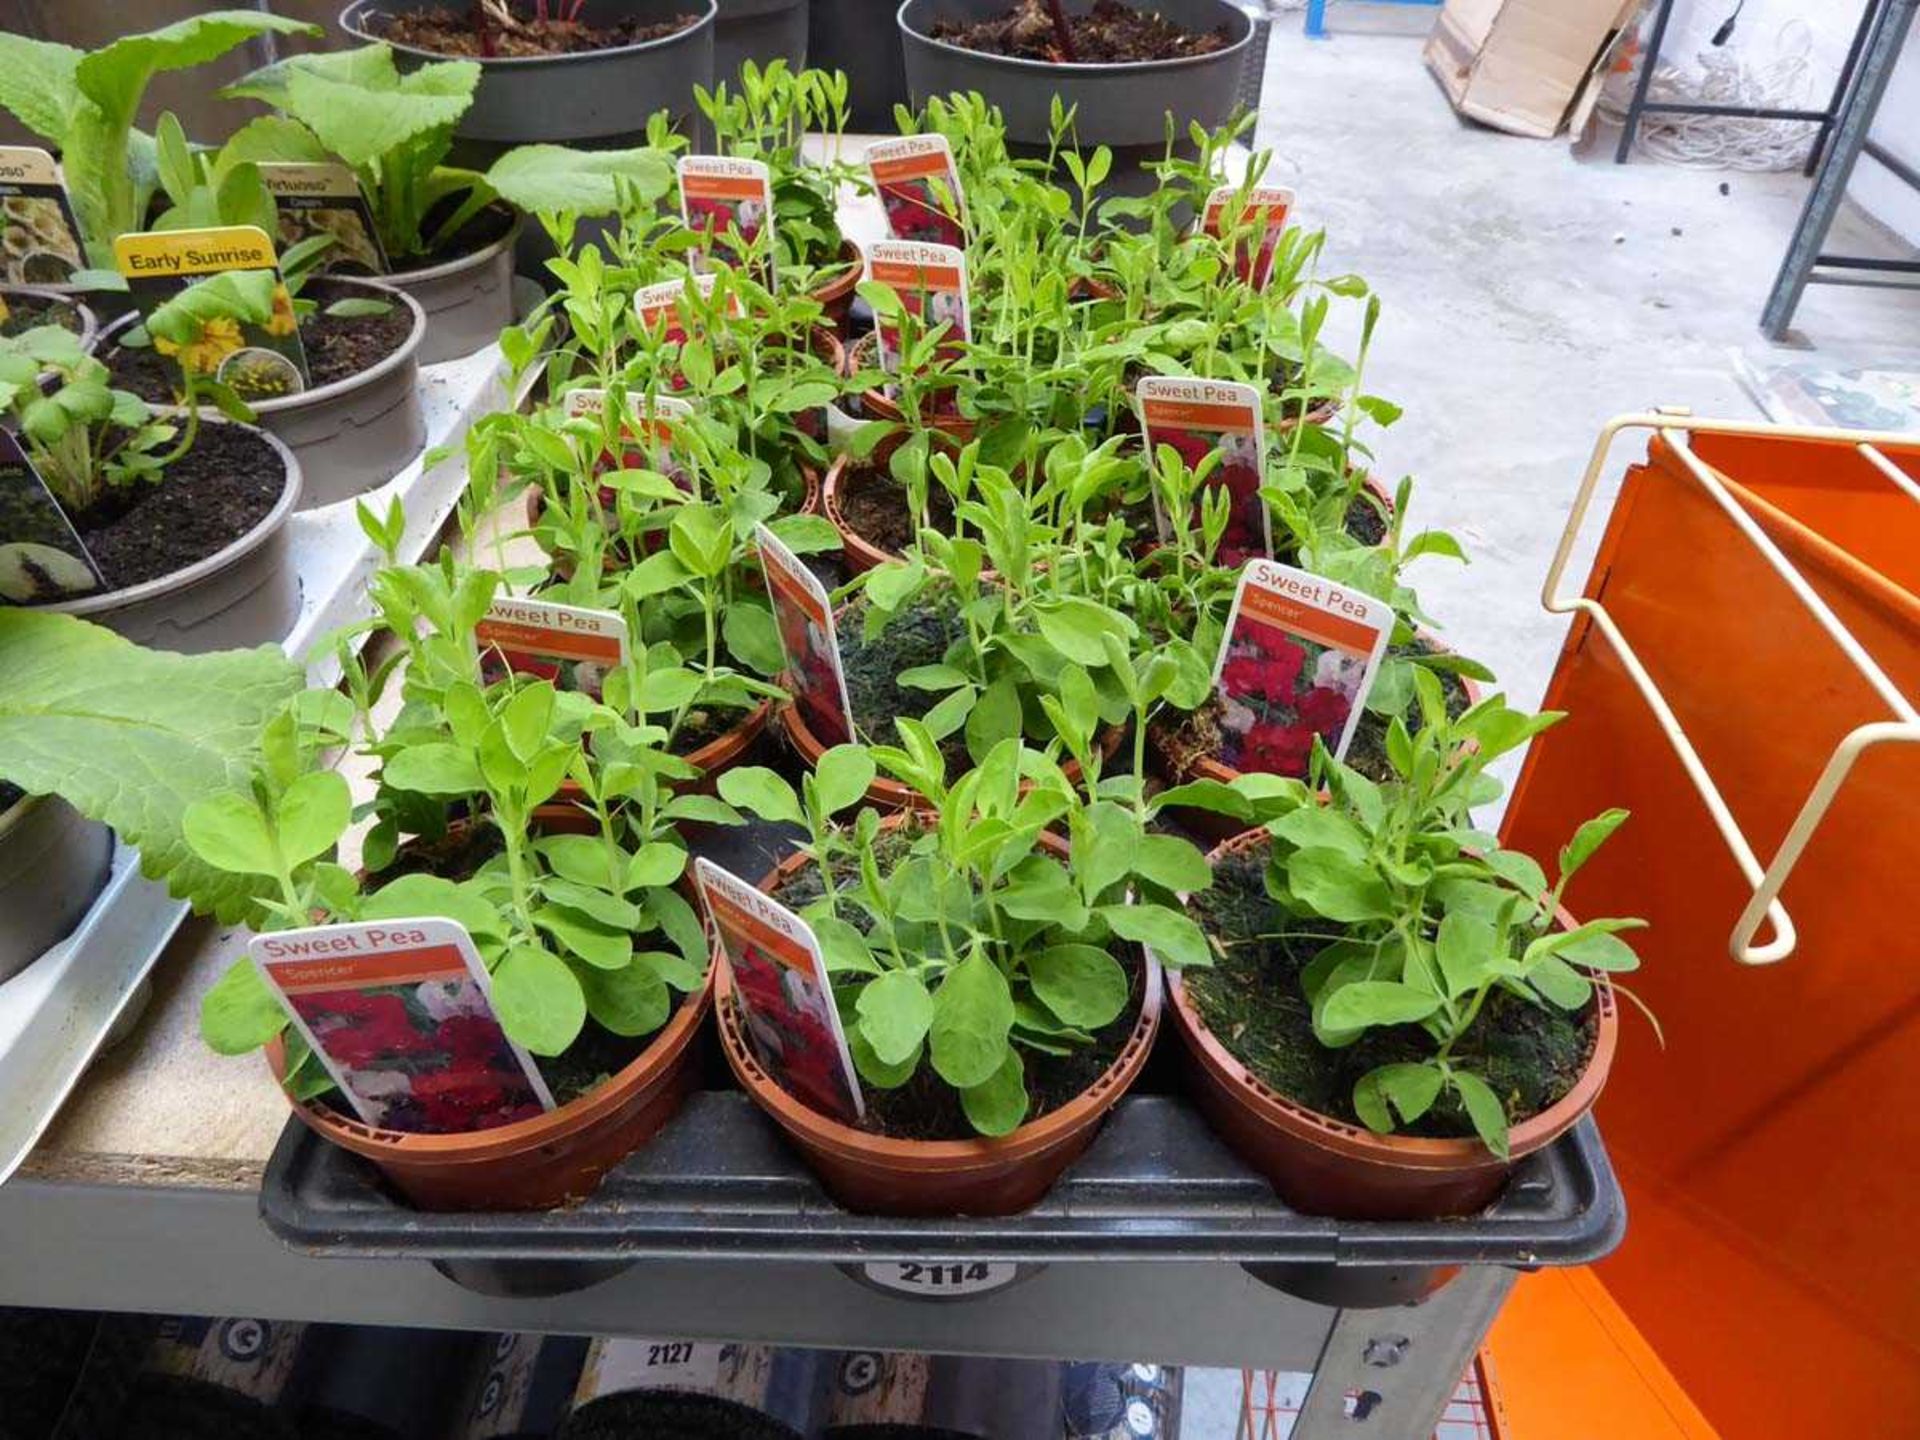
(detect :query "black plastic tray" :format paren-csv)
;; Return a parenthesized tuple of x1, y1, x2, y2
(260, 1096, 1622, 1270)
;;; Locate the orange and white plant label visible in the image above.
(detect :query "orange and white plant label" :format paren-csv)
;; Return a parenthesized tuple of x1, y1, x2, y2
(866, 239, 969, 374)
(867, 133, 965, 247)
(1202, 184, 1295, 291)
(1137, 374, 1271, 563)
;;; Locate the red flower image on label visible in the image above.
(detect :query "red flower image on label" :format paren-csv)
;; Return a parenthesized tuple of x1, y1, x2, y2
(1240, 720, 1316, 776)
(880, 182, 964, 248)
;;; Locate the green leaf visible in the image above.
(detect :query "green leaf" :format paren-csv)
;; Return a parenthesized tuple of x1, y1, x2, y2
(1560, 807, 1629, 880)
(929, 950, 1015, 1089)
(484, 144, 673, 218)
(857, 969, 935, 1066)
(182, 790, 276, 877)
(1531, 918, 1645, 973)
(1530, 955, 1594, 1010)
(1097, 903, 1212, 969)
(1130, 834, 1212, 894)
(1434, 911, 1495, 999)
(233, 47, 477, 169)
(539, 878, 641, 931)
(961, 1048, 1029, 1137)
(533, 905, 632, 971)
(812, 744, 876, 815)
(716, 766, 803, 826)
(1318, 981, 1442, 1031)
(850, 1026, 918, 1089)
(1029, 944, 1129, 1029)
(723, 602, 784, 676)
(1269, 807, 1369, 862)
(0, 612, 303, 923)
(535, 833, 614, 889)
(1286, 848, 1394, 923)
(812, 914, 881, 975)
(1353, 1062, 1444, 1133)
(276, 771, 351, 867)
(200, 958, 287, 1055)
(1484, 848, 1548, 900)
(1035, 597, 1132, 666)
(578, 958, 670, 1037)
(359, 873, 504, 941)
(383, 742, 485, 796)
(492, 944, 586, 1056)
(0, 33, 83, 142)
(1452, 1070, 1511, 1159)
(964, 674, 1022, 765)
(623, 841, 688, 891)
(76, 13, 318, 117)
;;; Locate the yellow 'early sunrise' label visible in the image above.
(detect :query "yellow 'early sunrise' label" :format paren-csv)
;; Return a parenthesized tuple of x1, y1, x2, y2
(113, 224, 279, 278)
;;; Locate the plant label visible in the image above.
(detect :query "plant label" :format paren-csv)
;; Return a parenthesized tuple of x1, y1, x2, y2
(258, 161, 388, 274)
(866, 239, 969, 375)
(860, 1260, 1022, 1298)
(476, 595, 627, 699)
(1136, 375, 1271, 563)
(866, 134, 966, 247)
(1212, 559, 1393, 777)
(634, 272, 741, 343)
(143, 1317, 308, 1400)
(678, 155, 774, 280)
(694, 858, 865, 1125)
(1202, 184, 1294, 291)
(563, 386, 693, 494)
(250, 918, 556, 1135)
(0, 146, 85, 284)
(573, 1339, 728, 1403)
(113, 224, 311, 400)
(755, 522, 853, 747)
(0, 432, 106, 603)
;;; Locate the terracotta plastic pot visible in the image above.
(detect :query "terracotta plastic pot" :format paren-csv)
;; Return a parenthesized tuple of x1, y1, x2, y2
(1167, 831, 1620, 1220)
(806, 236, 863, 336)
(844, 329, 973, 441)
(715, 832, 1162, 1215)
(778, 596, 1122, 808)
(820, 451, 894, 574)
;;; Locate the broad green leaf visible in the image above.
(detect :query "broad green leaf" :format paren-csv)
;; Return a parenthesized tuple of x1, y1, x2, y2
(383, 742, 485, 796)
(182, 791, 276, 877)
(484, 144, 673, 217)
(1560, 807, 1630, 880)
(535, 833, 614, 889)
(539, 878, 641, 931)
(1434, 911, 1495, 999)
(1529, 917, 1645, 973)
(1029, 944, 1129, 1029)
(857, 970, 935, 1066)
(850, 1026, 918, 1089)
(716, 766, 803, 825)
(723, 602, 783, 676)
(964, 674, 1022, 764)
(1286, 848, 1394, 923)
(1355, 1062, 1445, 1131)
(1318, 980, 1442, 1032)
(623, 842, 687, 890)
(1269, 807, 1369, 862)
(359, 873, 504, 941)
(1484, 848, 1547, 900)
(1130, 833, 1212, 893)
(961, 1048, 1029, 1137)
(533, 905, 632, 971)
(578, 958, 670, 1037)
(0, 612, 303, 923)
(0, 33, 82, 142)
(1097, 903, 1212, 969)
(1530, 954, 1593, 1010)
(276, 771, 352, 867)
(200, 957, 287, 1055)
(813, 745, 876, 815)
(1452, 1070, 1511, 1159)
(493, 944, 586, 1055)
(262, 54, 478, 169)
(929, 950, 1015, 1089)
(812, 914, 881, 974)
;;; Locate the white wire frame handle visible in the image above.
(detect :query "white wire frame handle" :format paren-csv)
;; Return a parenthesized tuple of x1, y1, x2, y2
(1542, 412, 1920, 966)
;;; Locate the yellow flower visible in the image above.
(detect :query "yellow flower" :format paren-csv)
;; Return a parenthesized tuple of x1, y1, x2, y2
(155, 315, 244, 376)
(265, 285, 298, 337)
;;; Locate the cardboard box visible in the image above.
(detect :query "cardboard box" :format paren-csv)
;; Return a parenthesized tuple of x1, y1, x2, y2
(1424, 0, 1643, 139)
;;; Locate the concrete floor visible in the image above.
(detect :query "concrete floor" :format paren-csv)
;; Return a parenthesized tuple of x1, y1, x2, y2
(1176, 10, 1920, 1437)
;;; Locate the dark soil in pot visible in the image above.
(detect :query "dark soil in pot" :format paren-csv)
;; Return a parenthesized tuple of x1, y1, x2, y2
(1153, 633, 1471, 786)
(100, 297, 413, 404)
(0, 782, 19, 813)
(1187, 849, 1594, 1138)
(837, 460, 959, 556)
(934, 0, 1231, 61)
(1340, 488, 1388, 547)
(839, 589, 972, 776)
(397, 200, 519, 273)
(765, 824, 1147, 1140)
(376, 7, 701, 56)
(0, 291, 82, 337)
(59, 424, 283, 591)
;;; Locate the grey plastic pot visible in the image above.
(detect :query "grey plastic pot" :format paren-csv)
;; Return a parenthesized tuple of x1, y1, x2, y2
(341, 0, 718, 146)
(1, 285, 99, 353)
(96, 278, 427, 512)
(714, 0, 808, 83)
(810, 0, 909, 128)
(386, 211, 525, 366)
(897, 0, 1252, 150)
(43, 422, 305, 654)
(0, 794, 114, 985)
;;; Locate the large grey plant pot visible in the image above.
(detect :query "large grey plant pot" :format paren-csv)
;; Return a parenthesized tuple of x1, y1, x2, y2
(96, 278, 426, 511)
(811, 0, 908, 129)
(44, 422, 304, 654)
(0, 794, 114, 985)
(898, 0, 1252, 151)
(1, 285, 98, 353)
(714, 0, 808, 84)
(386, 212, 525, 366)
(341, 0, 718, 145)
